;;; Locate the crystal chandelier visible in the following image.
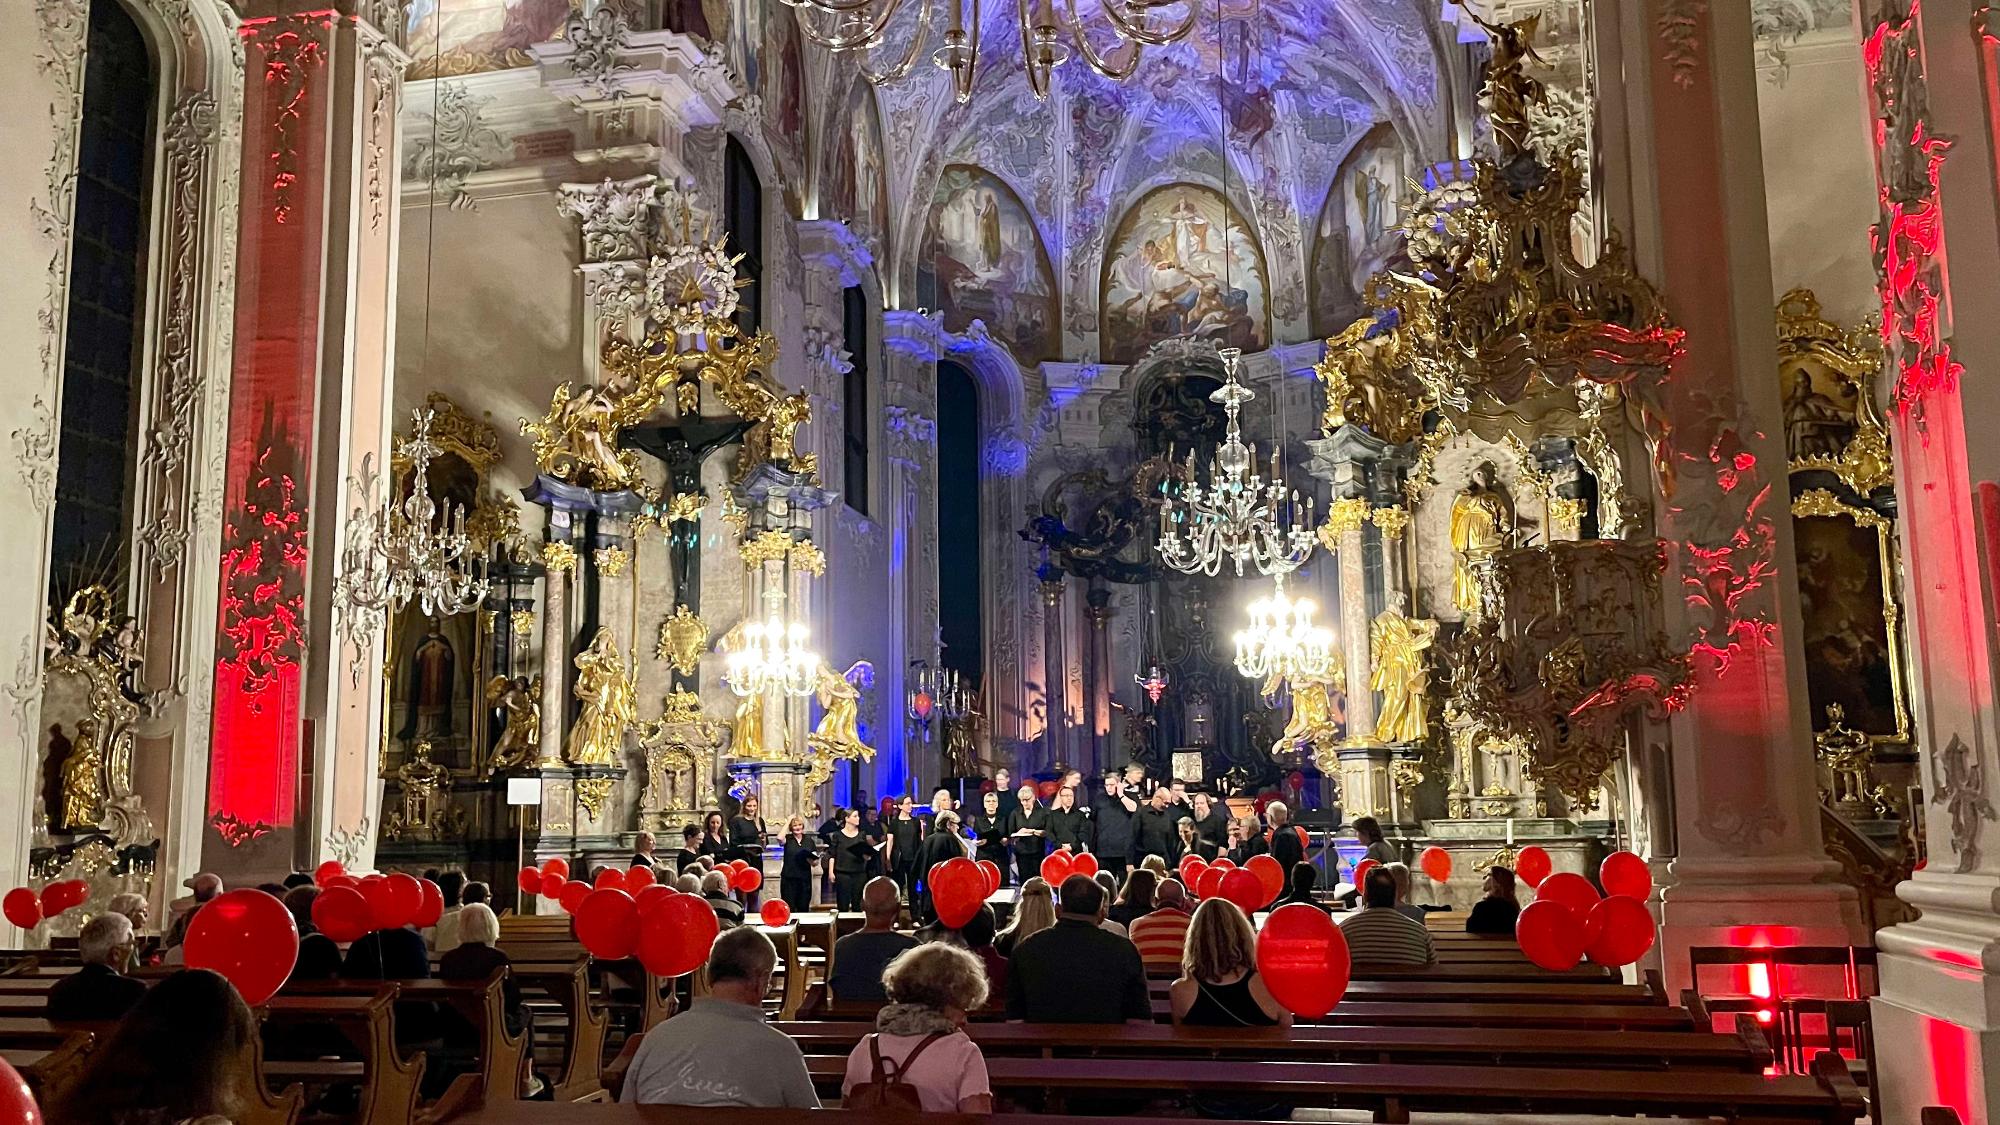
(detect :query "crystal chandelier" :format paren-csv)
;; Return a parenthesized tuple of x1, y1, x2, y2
(1232, 575, 1334, 681)
(1156, 347, 1317, 578)
(724, 589, 823, 698)
(336, 408, 490, 628)
(782, 0, 1198, 103)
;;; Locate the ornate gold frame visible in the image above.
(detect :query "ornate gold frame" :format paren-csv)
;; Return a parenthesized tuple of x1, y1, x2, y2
(1790, 487, 1912, 747)
(1776, 288, 1891, 494)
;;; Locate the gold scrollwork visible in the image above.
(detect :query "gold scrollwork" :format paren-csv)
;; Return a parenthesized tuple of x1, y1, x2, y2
(594, 545, 630, 577)
(740, 529, 794, 568)
(542, 541, 578, 574)
(655, 605, 709, 676)
(1318, 496, 1370, 551)
(664, 491, 707, 523)
(574, 776, 614, 821)
(791, 537, 827, 577)
(1777, 288, 1892, 495)
(1370, 505, 1410, 541)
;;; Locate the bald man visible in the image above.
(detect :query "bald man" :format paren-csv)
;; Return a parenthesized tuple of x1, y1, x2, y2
(827, 877, 915, 1002)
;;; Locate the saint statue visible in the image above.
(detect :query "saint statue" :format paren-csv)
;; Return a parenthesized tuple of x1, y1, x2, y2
(1370, 594, 1439, 745)
(59, 718, 104, 831)
(807, 662, 875, 761)
(1262, 660, 1346, 763)
(397, 739, 450, 834)
(485, 674, 541, 775)
(1448, 463, 1515, 615)
(565, 628, 636, 767)
(732, 692, 784, 761)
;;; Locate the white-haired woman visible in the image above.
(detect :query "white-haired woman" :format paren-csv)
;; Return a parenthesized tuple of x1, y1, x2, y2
(439, 903, 541, 1095)
(841, 943, 992, 1113)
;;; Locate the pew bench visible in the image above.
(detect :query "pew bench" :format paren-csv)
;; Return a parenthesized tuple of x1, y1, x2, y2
(263, 989, 425, 1125)
(282, 973, 526, 1122)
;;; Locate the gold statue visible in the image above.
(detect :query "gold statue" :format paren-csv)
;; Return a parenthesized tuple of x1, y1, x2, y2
(521, 373, 652, 491)
(484, 674, 542, 774)
(1466, 11, 1546, 159)
(807, 662, 876, 760)
(398, 739, 449, 829)
(565, 628, 637, 767)
(59, 718, 104, 830)
(1370, 594, 1439, 745)
(1262, 661, 1346, 763)
(1448, 463, 1514, 615)
(731, 692, 785, 760)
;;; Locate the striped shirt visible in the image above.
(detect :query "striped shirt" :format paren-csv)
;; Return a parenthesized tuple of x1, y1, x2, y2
(1129, 906, 1192, 967)
(1337, 906, 1435, 966)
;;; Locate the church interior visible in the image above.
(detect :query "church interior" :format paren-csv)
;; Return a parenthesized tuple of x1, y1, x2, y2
(2, 0, 1998, 1120)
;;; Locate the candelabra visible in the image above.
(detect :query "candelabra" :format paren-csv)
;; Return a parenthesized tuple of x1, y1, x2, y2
(1232, 574, 1335, 682)
(724, 588, 822, 698)
(1135, 664, 1170, 704)
(1156, 348, 1318, 578)
(334, 409, 490, 672)
(907, 660, 974, 742)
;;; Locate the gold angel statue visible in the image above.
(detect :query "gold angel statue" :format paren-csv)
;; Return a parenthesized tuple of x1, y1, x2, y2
(59, 718, 104, 830)
(565, 629, 636, 767)
(808, 661, 877, 761)
(1370, 594, 1439, 745)
(1261, 659, 1346, 764)
(1448, 463, 1514, 614)
(731, 692, 785, 761)
(484, 674, 542, 774)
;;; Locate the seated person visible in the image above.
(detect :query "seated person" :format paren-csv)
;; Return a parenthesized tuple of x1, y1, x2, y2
(1338, 867, 1436, 966)
(621, 928, 819, 1107)
(828, 877, 916, 1002)
(437, 904, 522, 1032)
(281, 885, 342, 980)
(46, 969, 259, 1125)
(1006, 875, 1150, 1023)
(47, 912, 146, 1021)
(1169, 899, 1289, 1026)
(1129, 877, 1194, 970)
(1466, 866, 1521, 936)
(1388, 862, 1427, 923)
(701, 870, 747, 929)
(842, 943, 992, 1112)
(343, 922, 432, 979)
(1281, 862, 1331, 913)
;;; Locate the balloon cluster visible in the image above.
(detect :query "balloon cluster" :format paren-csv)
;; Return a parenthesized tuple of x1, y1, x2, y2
(1, 880, 87, 930)
(1037, 850, 1099, 885)
(1515, 850, 1656, 970)
(572, 884, 720, 977)
(307, 863, 445, 944)
(1176, 854, 1285, 915)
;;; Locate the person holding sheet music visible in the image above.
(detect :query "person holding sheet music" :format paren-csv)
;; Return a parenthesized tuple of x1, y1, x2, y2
(779, 816, 820, 913)
(1004, 784, 1049, 884)
(968, 789, 1011, 881)
(831, 807, 880, 911)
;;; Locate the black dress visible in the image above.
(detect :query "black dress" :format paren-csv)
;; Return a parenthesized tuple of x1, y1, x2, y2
(1005, 804, 1049, 883)
(780, 833, 820, 912)
(888, 815, 924, 889)
(728, 816, 768, 906)
(832, 829, 875, 911)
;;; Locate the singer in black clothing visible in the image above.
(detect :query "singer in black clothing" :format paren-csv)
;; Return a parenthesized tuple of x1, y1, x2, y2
(830, 808, 876, 910)
(910, 810, 973, 923)
(1092, 774, 1138, 882)
(674, 824, 704, 873)
(1132, 788, 1178, 866)
(887, 796, 925, 893)
(1191, 792, 1230, 849)
(728, 795, 768, 907)
(969, 790, 1011, 881)
(1004, 785, 1048, 884)
(1046, 785, 1090, 855)
(779, 816, 820, 912)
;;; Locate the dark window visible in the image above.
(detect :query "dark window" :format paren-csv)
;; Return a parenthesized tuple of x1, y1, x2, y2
(725, 136, 763, 337)
(52, 0, 154, 597)
(937, 361, 982, 686)
(842, 286, 869, 516)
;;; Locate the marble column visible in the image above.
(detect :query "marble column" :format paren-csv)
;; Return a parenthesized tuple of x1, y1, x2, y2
(1595, 0, 1863, 990)
(1841, 3, 2000, 1121)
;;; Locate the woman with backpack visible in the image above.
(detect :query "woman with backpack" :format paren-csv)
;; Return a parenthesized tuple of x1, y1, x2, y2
(840, 943, 993, 1113)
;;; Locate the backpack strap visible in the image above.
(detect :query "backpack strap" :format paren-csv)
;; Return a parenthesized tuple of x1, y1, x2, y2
(895, 1031, 949, 1075)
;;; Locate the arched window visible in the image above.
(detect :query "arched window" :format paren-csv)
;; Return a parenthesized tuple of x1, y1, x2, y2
(52, 0, 156, 597)
(841, 285, 870, 516)
(725, 136, 763, 337)
(937, 361, 981, 686)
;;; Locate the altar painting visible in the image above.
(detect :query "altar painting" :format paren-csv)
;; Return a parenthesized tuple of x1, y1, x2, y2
(919, 166, 1059, 365)
(1792, 505, 1906, 743)
(1312, 124, 1407, 336)
(404, 0, 569, 78)
(1101, 184, 1268, 364)
(822, 78, 887, 258)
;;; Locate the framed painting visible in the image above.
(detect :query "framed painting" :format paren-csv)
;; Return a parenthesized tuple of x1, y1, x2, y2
(1791, 488, 1911, 746)
(1101, 184, 1268, 364)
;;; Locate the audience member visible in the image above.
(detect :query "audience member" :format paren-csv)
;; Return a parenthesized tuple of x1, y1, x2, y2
(1108, 868, 1158, 928)
(674, 873, 700, 895)
(47, 969, 258, 1125)
(912, 809, 972, 922)
(701, 870, 746, 929)
(1264, 801, 1308, 870)
(439, 904, 523, 1032)
(282, 871, 315, 889)
(1387, 862, 1427, 922)
(1282, 862, 1330, 913)
(105, 891, 150, 970)
(46, 912, 145, 1021)
(1353, 815, 1396, 865)
(621, 928, 819, 1107)
(1006, 875, 1149, 1023)
(283, 885, 342, 980)
(956, 904, 1007, 992)
(1139, 854, 1169, 878)
(842, 943, 993, 1112)
(780, 815, 819, 912)
(1130, 877, 1194, 969)
(993, 877, 1055, 957)
(1170, 899, 1290, 1026)
(1092, 872, 1127, 937)
(1339, 867, 1435, 966)
(828, 877, 917, 1001)
(461, 881, 490, 908)
(343, 921, 432, 979)
(428, 871, 468, 952)
(1466, 866, 1521, 936)
(163, 871, 222, 956)
(632, 830, 658, 869)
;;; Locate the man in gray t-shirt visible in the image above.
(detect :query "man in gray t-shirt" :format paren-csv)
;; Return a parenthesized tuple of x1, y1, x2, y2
(621, 928, 820, 1108)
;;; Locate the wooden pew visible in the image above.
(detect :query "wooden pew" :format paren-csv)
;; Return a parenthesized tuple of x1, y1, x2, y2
(503, 958, 609, 1101)
(263, 989, 425, 1125)
(282, 974, 526, 1123)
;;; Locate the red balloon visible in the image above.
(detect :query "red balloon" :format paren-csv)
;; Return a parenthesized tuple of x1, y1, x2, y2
(625, 865, 656, 891)
(414, 879, 445, 928)
(383, 873, 424, 929)
(727, 859, 750, 873)
(930, 858, 988, 929)
(634, 885, 674, 912)
(759, 900, 792, 927)
(594, 867, 627, 892)
(1517, 899, 1588, 971)
(1536, 871, 1601, 915)
(1246, 854, 1285, 905)
(1178, 854, 1207, 880)
(1351, 858, 1378, 890)
(540, 857, 570, 880)
(975, 859, 1002, 896)
(1040, 852, 1074, 885)
(324, 874, 360, 892)
(1515, 845, 1553, 888)
(732, 866, 764, 893)
(1196, 866, 1227, 901)
(1210, 858, 1236, 873)
(1600, 851, 1651, 901)
(1257, 902, 1352, 1017)
(1420, 846, 1453, 884)
(37, 884, 70, 918)
(1071, 852, 1099, 878)
(575, 889, 640, 959)
(1219, 867, 1268, 914)
(312, 885, 372, 944)
(184, 888, 300, 1006)
(2, 889, 39, 931)
(360, 877, 400, 931)
(540, 872, 565, 899)
(1584, 895, 1656, 967)
(636, 891, 719, 977)
(314, 861, 345, 887)
(0, 1055, 41, 1125)
(559, 879, 591, 914)
(518, 867, 543, 895)
(1181, 859, 1210, 889)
